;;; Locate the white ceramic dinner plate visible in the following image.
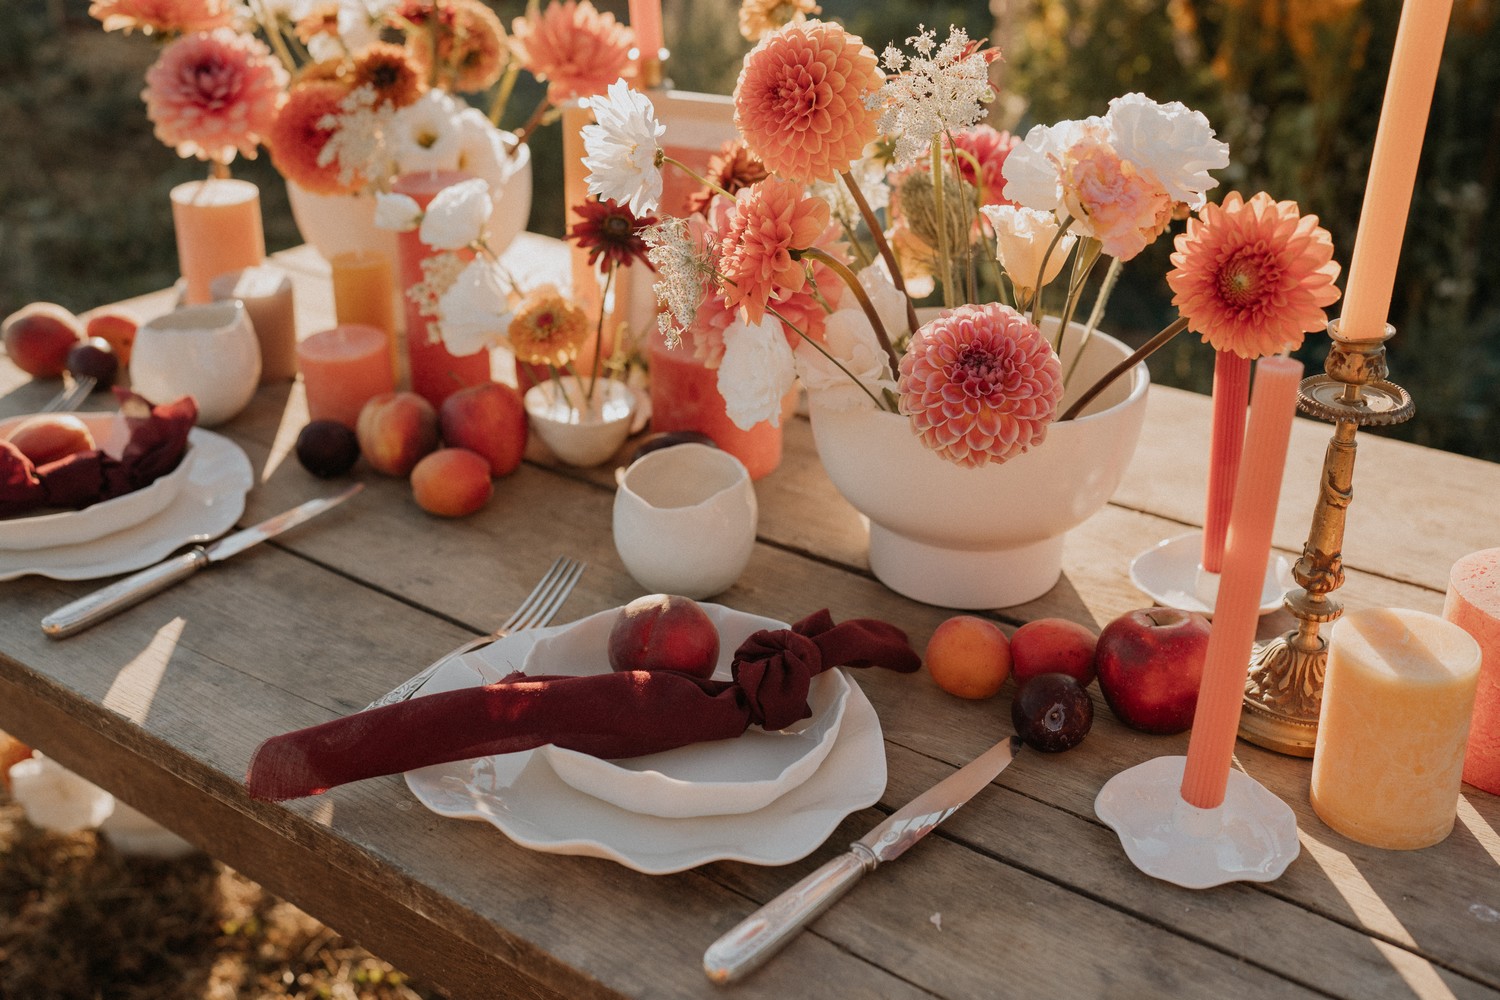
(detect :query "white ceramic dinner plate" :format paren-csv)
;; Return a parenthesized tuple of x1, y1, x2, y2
(0, 411, 197, 551)
(525, 606, 850, 818)
(0, 427, 252, 581)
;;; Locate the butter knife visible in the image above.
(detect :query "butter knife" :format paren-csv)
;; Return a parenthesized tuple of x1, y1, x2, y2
(703, 734, 1021, 984)
(40, 484, 363, 639)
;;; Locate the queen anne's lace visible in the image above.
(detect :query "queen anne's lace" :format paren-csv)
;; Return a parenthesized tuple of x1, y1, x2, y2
(873, 26, 992, 168)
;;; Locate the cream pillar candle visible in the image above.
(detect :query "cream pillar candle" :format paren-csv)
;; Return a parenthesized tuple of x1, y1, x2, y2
(1443, 547, 1500, 794)
(1311, 608, 1481, 849)
(212, 265, 297, 383)
(170, 178, 266, 305)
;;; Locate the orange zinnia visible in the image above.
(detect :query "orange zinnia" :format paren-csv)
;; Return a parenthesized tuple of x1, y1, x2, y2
(507, 290, 592, 367)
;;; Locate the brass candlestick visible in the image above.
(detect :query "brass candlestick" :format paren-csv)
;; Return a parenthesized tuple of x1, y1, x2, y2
(1238, 320, 1415, 756)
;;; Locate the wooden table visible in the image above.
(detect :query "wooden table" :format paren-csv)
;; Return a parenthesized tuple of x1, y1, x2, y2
(3, 241, 1498, 999)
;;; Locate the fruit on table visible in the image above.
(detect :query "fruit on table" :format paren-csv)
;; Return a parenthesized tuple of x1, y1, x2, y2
(83, 310, 138, 367)
(295, 420, 360, 478)
(6, 414, 96, 465)
(411, 448, 494, 517)
(66, 338, 119, 389)
(356, 391, 439, 476)
(1095, 606, 1211, 735)
(438, 381, 528, 477)
(924, 615, 1011, 699)
(1011, 672, 1093, 752)
(3, 303, 83, 378)
(607, 594, 720, 678)
(1010, 618, 1098, 689)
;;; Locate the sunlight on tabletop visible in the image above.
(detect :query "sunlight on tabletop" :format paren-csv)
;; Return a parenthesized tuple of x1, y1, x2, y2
(102, 619, 184, 724)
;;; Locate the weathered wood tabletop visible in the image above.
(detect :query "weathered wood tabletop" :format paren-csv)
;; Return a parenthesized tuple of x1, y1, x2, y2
(2, 239, 1498, 999)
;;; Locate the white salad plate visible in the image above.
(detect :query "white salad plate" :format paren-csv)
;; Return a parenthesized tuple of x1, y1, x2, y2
(0, 427, 252, 581)
(525, 606, 850, 818)
(0, 411, 197, 551)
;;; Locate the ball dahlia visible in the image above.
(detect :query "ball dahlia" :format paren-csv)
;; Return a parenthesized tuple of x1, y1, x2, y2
(142, 28, 287, 164)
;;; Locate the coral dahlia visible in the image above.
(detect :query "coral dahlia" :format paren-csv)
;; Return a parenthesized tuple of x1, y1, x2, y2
(142, 28, 287, 164)
(267, 81, 354, 194)
(89, 0, 232, 35)
(512, 0, 635, 104)
(717, 178, 832, 326)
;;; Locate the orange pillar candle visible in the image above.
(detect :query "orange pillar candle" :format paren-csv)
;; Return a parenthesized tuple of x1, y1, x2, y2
(1338, 0, 1453, 341)
(211, 265, 297, 384)
(1180, 356, 1303, 808)
(297, 324, 396, 429)
(1443, 547, 1500, 795)
(1201, 351, 1251, 574)
(171, 178, 266, 305)
(330, 249, 399, 381)
(1310, 608, 1481, 849)
(649, 335, 782, 480)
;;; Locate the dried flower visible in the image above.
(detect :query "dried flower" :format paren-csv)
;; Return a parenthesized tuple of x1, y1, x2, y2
(685, 140, 768, 216)
(511, 0, 636, 104)
(506, 287, 592, 367)
(1167, 191, 1341, 358)
(643, 217, 712, 347)
(268, 81, 354, 193)
(142, 28, 288, 164)
(569, 198, 657, 272)
(898, 303, 1063, 467)
(717, 178, 831, 326)
(874, 26, 996, 168)
(717, 314, 797, 430)
(350, 41, 424, 109)
(737, 0, 821, 42)
(979, 205, 1076, 297)
(89, 0, 232, 35)
(582, 79, 665, 216)
(437, 258, 513, 356)
(408, 252, 469, 327)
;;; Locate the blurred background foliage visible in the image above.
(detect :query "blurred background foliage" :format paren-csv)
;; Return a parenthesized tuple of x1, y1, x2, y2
(1, 0, 1496, 458)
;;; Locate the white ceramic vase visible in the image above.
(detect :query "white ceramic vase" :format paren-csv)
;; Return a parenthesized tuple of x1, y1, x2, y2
(524, 376, 636, 467)
(130, 300, 261, 427)
(809, 319, 1149, 609)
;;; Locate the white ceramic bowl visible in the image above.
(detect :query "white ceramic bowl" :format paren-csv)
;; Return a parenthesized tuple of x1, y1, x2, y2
(524, 377, 635, 467)
(0, 411, 194, 551)
(527, 605, 851, 818)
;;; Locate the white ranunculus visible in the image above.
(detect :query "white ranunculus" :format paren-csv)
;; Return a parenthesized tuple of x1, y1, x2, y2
(389, 91, 464, 174)
(374, 192, 422, 232)
(8, 753, 115, 835)
(717, 314, 796, 430)
(857, 264, 910, 341)
(437, 259, 512, 357)
(794, 306, 898, 412)
(582, 79, 666, 216)
(1106, 93, 1229, 209)
(981, 205, 1077, 294)
(419, 177, 492, 250)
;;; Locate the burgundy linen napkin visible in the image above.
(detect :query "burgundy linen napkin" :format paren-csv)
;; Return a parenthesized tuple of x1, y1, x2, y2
(0, 390, 197, 517)
(245, 609, 921, 802)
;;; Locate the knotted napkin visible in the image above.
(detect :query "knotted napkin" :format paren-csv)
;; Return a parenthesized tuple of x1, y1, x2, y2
(245, 609, 920, 802)
(0, 390, 196, 517)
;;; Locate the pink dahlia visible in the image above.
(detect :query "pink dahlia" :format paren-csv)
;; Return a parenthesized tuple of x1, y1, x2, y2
(717, 178, 832, 327)
(1167, 191, 1342, 358)
(511, 0, 636, 104)
(898, 303, 1063, 468)
(943, 125, 1020, 207)
(89, 0, 232, 35)
(733, 20, 882, 184)
(142, 28, 287, 164)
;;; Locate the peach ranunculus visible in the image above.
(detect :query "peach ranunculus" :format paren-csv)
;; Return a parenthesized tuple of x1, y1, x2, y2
(89, 0, 232, 35)
(897, 303, 1064, 468)
(733, 20, 882, 184)
(511, 0, 635, 104)
(1167, 191, 1341, 359)
(142, 28, 288, 165)
(717, 178, 832, 326)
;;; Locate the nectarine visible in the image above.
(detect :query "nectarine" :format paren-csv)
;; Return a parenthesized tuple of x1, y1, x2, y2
(356, 391, 439, 476)
(3, 303, 83, 378)
(5, 414, 96, 465)
(411, 448, 494, 517)
(439, 381, 527, 477)
(606, 595, 720, 678)
(1010, 618, 1098, 689)
(924, 615, 1011, 699)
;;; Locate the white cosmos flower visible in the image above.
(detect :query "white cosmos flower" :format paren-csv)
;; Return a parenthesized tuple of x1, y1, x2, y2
(374, 192, 422, 231)
(419, 178, 492, 250)
(717, 314, 796, 430)
(389, 91, 464, 174)
(980, 205, 1077, 294)
(1106, 93, 1228, 209)
(8, 753, 115, 835)
(582, 79, 666, 216)
(437, 258, 512, 357)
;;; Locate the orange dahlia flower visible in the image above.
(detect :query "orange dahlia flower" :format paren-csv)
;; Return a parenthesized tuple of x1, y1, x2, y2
(717, 178, 832, 326)
(511, 0, 635, 104)
(351, 42, 424, 109)
(267, 81, 356, 195)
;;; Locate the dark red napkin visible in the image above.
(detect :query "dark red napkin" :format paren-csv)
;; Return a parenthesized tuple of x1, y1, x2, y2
(0, 390, 197, 517)
(245, 609, 921, 802)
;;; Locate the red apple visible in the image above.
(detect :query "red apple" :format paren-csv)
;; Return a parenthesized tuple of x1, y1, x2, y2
(5, 414, 96, 465)
(606, 594, 720, 678)
(411, 448, 494, 517)
(356, 391, 439, 476)
(1095, 607, 1211, 735)
(438, 381, 528, 477)
(1010, 617, 1098, 689)
(3, 303, 83, 378)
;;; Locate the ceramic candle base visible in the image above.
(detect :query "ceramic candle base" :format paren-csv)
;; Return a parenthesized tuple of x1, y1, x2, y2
(1129, 531, 1294, 618)
(649, 341, 782, 480)
(1095, 755, 1300, 889)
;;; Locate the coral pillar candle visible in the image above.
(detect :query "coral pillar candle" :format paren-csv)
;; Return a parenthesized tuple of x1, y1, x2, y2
(1180, 356, 1302, 809)
(211, 265, 297, 384)
(170, 178, 266, 305)
(393, 171, 491, 408)
(650, 336, 783, 481)
(1338, 0, 1453, 341)
(296, 324, 396, 429)
(1311, 608, 1481, 849)
(1201, 351, 1251, 574)
(1443, 547, 1500, 794)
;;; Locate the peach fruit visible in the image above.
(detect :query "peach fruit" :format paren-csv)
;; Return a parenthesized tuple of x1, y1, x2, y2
(3, 303, 83, 378)
(1010, 618, 1099, 689)
(438, 381, 528, 477)
(924, 615, 1012, 699)
(84, 309, 138, 367)
(411, 447, 494, 517)
(6, 414, 96, 465)
(606, 594, 721, 678)
(356, 391, 439, 476)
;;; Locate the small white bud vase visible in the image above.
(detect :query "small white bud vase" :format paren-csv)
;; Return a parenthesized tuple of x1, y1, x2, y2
(524, 376, 636, 467)
(130, 300, 261, 427)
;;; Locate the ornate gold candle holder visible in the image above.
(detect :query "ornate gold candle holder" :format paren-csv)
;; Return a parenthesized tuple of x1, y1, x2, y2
(1238, 320, 1415, 756)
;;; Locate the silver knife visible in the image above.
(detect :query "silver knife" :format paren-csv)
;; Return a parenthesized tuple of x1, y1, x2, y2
(40, 484, 363, 639)
(703, 734, 1022, 984)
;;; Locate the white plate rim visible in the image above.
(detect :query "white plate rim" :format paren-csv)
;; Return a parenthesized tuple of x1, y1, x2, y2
(1128, 530, 1293, 618)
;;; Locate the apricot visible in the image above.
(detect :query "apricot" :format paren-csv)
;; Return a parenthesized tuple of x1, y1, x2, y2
(1010, 617, 1099, 689)
(356, 391, 439, 476)
(439, 381, 528, 477)
(410, 447, 494, 517)
(84, 309, 138, 367)
(924, 615, 1011, 700)
(3, 303, 83, 378)
(6, 414, 96, 465)
(606, 594, 720, 678)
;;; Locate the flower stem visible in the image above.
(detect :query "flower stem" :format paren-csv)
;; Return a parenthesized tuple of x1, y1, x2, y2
(1055, 239, 1101, 361)
(840, 170, 919, 336)
(767, 306, 893, 413)
(249, 0, 298, 76)
(930, 138, 955, 309)
(1030, 214, 1075, 328)
(587, 262, 614, 404)
(1065, 255, 1122, 387)
(661, 156, 734, 202)
(488, 61, 522, 127)
(796, 246, 901, 378)
(1059, 316, 1187, 421)
(513, 94, 554, 146)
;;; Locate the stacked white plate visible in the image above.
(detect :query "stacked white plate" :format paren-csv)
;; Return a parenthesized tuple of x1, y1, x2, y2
(406, 604, 887, 874)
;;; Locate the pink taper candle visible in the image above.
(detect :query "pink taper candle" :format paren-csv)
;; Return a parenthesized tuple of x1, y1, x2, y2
(1181, 356, 1303, 808)
(1338, 0, 1453, 341)
(1201, 351, 1251, 574)
(628, 0, 664, 65)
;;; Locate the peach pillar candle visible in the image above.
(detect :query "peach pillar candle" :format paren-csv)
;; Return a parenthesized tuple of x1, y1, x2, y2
(1443, 547, 1500, 795)
(1180, 356, 1303, 808)
(297, 324, 396, 429)
(1311, 608, 1481, 849)
(171, 178, 266, 305)
(212, 265, 297, 383)
(1201, 351, 1251, 574)
(1339, 0, 1453, 341)
(650, 336, 783, 480)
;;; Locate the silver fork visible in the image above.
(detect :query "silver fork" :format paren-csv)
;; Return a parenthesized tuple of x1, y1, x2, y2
(39, 376, 98, 414)
(363, 555, 587, 710)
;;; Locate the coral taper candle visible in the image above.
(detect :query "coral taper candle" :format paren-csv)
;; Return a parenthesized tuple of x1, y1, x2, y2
(1443, 547, 1500, 795)
(297, 324, 396, 429)
(1338, 0, 1453, 341)
(1180, 355, 1302, 808)
(170, 178, 266, 305)
(1201, 351, 1251, 574)
(1311, 609, 1480, 849)
(628, 0, 664, 66)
